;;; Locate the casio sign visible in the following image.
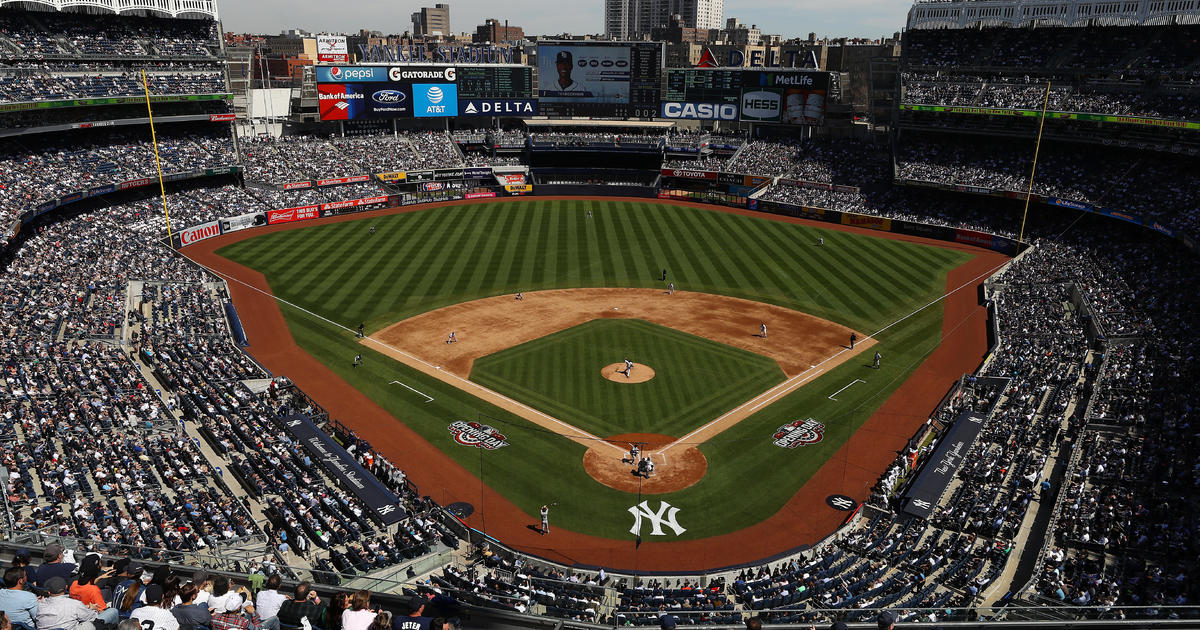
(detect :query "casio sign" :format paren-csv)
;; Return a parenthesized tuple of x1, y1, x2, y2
(662, 102, 738, 120)
(372, 89, 406, 104)
(741, 90, 780, 119)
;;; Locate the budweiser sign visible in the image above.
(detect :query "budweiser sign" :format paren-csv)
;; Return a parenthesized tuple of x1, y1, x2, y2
(772, 418, 825, 449)
(448, 421, 510, 450)
(267, 205, 320, 225)
(209, 113, 236, 122)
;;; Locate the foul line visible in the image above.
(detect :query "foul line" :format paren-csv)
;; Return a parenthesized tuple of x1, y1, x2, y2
(659, 255, 1012, 453)
(389, 380, 434, 403)
(828, 379, 865, 401)
(201, 267, 625, 455)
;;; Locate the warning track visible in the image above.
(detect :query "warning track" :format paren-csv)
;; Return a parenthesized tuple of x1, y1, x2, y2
(183, 196, 1008, 571)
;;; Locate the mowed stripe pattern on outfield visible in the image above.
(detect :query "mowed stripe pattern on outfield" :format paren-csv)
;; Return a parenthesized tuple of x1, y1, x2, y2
(219, 200, 961, 334)
(470, 319, 786, 438)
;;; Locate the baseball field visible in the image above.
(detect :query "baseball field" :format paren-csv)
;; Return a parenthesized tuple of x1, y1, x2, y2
(191, 197, 1005, 570)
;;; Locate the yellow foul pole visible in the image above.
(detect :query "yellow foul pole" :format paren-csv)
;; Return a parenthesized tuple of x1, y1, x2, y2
(142, 69, 173, 240)
(1018, 81, 1052, 249)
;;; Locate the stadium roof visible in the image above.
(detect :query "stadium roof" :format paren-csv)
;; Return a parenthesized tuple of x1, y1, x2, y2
(0, 0, 217, 19)
(907, 0, 1200, 29)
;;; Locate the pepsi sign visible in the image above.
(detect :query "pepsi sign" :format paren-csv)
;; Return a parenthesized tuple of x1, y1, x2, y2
(661, 101, 739, 121)
(317, 66, 388, 82)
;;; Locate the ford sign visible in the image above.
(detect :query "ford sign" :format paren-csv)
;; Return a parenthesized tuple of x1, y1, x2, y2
(372, 89, 406, 104)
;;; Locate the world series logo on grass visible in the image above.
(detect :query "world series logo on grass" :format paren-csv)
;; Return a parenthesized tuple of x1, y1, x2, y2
(448, 420, 510, 450)
(772, 418, 825, 448)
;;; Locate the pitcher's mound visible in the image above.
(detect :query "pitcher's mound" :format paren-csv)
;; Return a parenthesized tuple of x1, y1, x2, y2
(583, 433, 707, 493)
(601, 362, 655, 383)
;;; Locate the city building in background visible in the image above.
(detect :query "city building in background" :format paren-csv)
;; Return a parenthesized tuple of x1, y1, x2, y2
(412, 4, 451, 38)
(474, 18, 525, 44)
(606, 0, 722, 40)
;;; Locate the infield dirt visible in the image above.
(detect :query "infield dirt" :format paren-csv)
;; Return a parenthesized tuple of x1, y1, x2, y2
(184, 196, 1009, 571)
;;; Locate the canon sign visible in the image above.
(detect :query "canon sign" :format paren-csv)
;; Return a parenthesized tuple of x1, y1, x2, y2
(661, 102, 739, 121)
(741, 90, 781, 120)
(178, 221, 221, 246)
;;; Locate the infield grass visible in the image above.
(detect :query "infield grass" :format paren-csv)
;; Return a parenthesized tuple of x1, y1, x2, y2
(470, 318, 787, 438)
(216, 199, 974, 540)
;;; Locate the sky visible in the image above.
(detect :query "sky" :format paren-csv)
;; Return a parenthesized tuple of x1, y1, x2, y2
(217, 0, 908, 41)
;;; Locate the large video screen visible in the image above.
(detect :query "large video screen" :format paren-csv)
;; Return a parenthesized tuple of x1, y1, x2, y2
(663, 68, 832, 124)
(317, 65, 535, 120)
(536, 42, 662, 118)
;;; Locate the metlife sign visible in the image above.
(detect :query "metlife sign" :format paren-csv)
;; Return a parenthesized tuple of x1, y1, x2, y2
(661, 101, 739, 120)
(460, 99, 538, 116)
(412, 83, 458, 117)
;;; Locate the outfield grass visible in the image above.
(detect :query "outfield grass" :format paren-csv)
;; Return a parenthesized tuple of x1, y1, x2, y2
(217, 199, 973, 540)
(470, 319, 786, 438)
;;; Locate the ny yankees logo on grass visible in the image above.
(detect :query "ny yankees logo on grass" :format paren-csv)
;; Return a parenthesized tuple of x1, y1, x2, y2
(628, 500, 686, 537)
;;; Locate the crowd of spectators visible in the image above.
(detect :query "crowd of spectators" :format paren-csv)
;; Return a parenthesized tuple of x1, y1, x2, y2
(902, 73, 1200, 121)
(240, 133, 466, 185)
(895, 138, 1200, 235)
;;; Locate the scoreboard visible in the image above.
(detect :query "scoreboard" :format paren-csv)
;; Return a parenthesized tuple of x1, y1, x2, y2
(665, 69, 742, 104)
(662, 68, 834, 124)
(457, 66, 533, 100)
(317, 64, 535, 120)
(536, 42, 664, 118)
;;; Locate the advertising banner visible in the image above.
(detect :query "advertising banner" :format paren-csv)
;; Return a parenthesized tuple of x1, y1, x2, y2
(412, 83, 459, 117)
(283, 181, 313, 190)
(434, 169, 465, 180)
(505, 184, 532, 194)
(955, 184, 991, 194)
(660, 101, 739, 120)
(406, 170, 435, 183)
(954, 229, 997, 249)
(317, 35, 349, 63)
(465, 191, 497, 199)
(118, 177, 155, 191)
(893, 221, 953, 240)
(376, 172, 406, 183)
(220, 212, 263, 233)
(88, 184, 116, 197)
(460, 99, 538, 116)
(660, 168, 717, 180)
(1048, 197, 1092, 212)
(421, 182, 446, 192)
(716, 172, 744, 185)
(320, 195, 389, 213)
(317, 175, 370, 187)
(281, 414, 404, 525)
(267, 205, 321, 225)
(841, 214, 892, 231)
(833, 184, 860, 194)
(745, 175, 771, 187)
(1095, 207, 1142, 226)
(209, 113, 236, 122)
(498, 173, 525, 185)
(740, 88, 782, 122)
(60, 191, 85, 204)
(178, 220, 222, 247)
(463, 167, 492, 179)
